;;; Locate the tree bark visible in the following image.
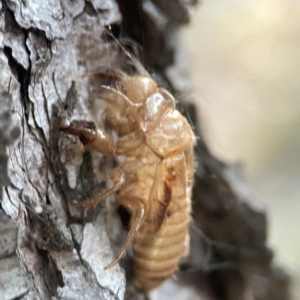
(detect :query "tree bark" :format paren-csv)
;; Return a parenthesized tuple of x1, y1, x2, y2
(0, 0, 291, 300)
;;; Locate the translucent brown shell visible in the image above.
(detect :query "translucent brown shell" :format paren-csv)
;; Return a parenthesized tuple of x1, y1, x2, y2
(60, 69, 196, 291)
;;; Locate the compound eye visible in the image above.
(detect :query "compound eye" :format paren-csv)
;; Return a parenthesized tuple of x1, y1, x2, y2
(144, 93, 165, 120)
(158, 88, 176, 109)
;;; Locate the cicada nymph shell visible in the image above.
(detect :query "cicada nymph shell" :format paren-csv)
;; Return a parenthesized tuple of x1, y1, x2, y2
(60, 69, 196, 291)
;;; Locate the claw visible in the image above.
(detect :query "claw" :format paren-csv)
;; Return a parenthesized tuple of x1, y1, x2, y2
(59, 121, 97, 145)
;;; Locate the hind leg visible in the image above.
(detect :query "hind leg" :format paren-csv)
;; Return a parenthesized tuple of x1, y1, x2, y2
(105, 197, 145, 269)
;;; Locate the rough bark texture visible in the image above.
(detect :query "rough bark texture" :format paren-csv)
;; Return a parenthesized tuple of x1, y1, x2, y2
(0, 0, 291, 300)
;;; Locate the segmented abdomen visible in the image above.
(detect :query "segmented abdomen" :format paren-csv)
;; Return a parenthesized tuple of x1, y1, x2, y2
(133, 201, 190, 291)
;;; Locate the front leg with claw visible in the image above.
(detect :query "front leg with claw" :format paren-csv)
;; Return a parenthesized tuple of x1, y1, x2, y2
(60, 120, 116, 157)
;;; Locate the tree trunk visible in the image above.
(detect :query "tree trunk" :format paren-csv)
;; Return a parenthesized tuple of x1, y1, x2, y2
(0, 0, 291, 299)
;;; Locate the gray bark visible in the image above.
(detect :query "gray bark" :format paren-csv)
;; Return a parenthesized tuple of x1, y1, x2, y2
(0, 0, 291, 300)
(1, 0, 125, 299)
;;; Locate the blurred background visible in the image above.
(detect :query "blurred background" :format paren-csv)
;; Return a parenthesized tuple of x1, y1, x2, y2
(180, 0, 300, 286)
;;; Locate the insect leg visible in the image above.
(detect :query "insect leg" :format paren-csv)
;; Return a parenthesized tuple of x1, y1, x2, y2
(72, 167, 125, 209)
(105, 197, 145, 269)
(60, 120, 116, 156)
(83, 68, 125, 82)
